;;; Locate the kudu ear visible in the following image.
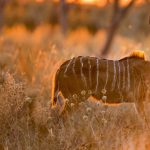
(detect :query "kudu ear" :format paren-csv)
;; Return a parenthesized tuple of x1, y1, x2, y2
(129, 50, 146, 60)
(128, 50, 147, 71)
(120, 50, 146, 69)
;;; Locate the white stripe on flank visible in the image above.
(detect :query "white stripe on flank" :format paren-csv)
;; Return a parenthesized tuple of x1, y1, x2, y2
(122, 62, 125, 90)
(72, 57, 77, 75)
(127, 59, 130, 91)
(95, 58, 99, 92)
(64, 58, 74, 76)
(117, 61, 121, 89)
(80, 57, 87, 88)
(136, 79, 141, 100)
(111, 60, 116, 91)
(88, 58, 92, 88)
(104, 60, 109, 90)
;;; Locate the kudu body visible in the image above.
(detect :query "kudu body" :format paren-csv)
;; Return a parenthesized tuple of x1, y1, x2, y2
(51, 51, 149, 121)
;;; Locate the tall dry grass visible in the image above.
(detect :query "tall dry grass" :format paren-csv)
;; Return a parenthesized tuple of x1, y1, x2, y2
(0, 25, 150, 150)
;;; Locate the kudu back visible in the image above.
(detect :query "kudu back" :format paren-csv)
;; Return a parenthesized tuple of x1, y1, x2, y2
(51, 51, 150, 119)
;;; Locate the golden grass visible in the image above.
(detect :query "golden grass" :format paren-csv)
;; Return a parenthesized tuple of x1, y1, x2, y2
(0, 24, 150, 149)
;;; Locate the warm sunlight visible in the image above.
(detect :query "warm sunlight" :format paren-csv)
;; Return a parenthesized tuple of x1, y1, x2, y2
(39, 0, 144, 6)
(1, 0, 150, 149)
(36, 0, 44, 2)
(78, 0, 144, 6)
(80, 0, 96, 4)
(119, 0, 144, 6)
(79, 0, 107, 6)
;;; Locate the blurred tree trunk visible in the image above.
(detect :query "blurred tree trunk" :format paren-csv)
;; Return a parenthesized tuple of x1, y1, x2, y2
(100, 0, 135, 57)
(145, 0, 150, 3)
(0, 0, 10, 31)
(60, 0, 68, 35)
(0, 10, 4, 30)
(0, 1, 5, 30)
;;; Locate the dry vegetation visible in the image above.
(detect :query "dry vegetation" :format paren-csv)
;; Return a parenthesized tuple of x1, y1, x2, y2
(0, 25, 150, 150)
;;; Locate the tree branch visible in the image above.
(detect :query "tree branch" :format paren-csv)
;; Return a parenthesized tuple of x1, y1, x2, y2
(121, 0, 135, 17)
(60, 0, 68, 35)
(100, 0, 135, 57)
(0, 0, 10, 29)
(114, 0, 120, 15)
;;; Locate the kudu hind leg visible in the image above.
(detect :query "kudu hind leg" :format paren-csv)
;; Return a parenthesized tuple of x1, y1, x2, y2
(134, 102, 150, 129)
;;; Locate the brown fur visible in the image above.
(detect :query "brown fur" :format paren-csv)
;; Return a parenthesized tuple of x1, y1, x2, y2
(51, 51, 150, 121)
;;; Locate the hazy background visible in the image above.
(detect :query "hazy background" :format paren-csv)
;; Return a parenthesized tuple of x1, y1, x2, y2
(0, 0, 150, 150)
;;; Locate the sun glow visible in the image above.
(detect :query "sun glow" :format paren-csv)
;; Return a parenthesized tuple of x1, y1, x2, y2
(80, 0, 96, 4)
(36, 0, 44, 2)
(39, 0, 144, 6)
(83, 0, 144, 7)
(119, 0, 144, 6)
(79, 0, 107, 6)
